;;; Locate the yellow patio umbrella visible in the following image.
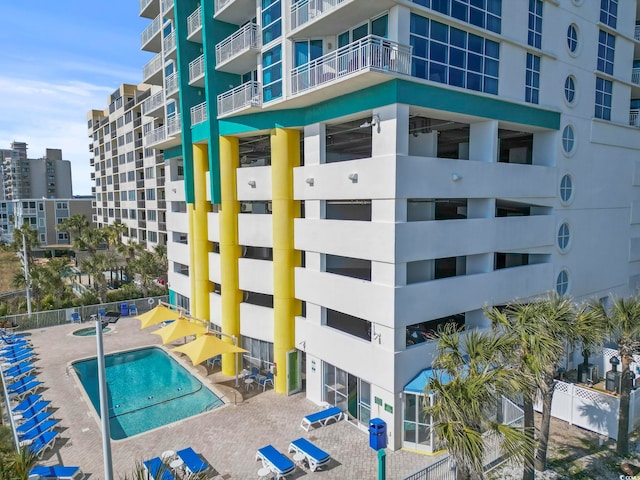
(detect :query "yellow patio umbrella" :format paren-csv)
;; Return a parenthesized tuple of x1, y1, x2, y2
(151, 318, 207, 345)
(172, 333, 247, 366)
(136, 305, 182, 329)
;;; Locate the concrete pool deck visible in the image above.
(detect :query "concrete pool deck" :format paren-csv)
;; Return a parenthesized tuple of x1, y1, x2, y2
(16, 316, 439, 479)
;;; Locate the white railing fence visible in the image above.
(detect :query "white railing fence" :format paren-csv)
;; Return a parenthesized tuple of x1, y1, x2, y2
(290, 0, 346, 30)
(187, 6, 202, 37)
(217, 81, 261, 116)
(189, 54, 205, 83)
(191, 101, 208, 125)
(216, 23, 260, 65)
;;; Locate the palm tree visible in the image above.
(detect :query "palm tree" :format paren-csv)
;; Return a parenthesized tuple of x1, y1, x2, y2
(105, 220, 128, 250)
(57, 214, 90, 241)
(485, 294, 603, 477)
(73, 227, 107, 256)
(587, 295, 640, 455)
(80, 252, 114, 303)
(38, 257, 74, 309)
(0, 446, 38, 479)
(425, 324, 534, 480)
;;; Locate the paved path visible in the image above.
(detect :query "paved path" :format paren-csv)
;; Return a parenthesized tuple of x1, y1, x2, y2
(13, 316, 440, 479)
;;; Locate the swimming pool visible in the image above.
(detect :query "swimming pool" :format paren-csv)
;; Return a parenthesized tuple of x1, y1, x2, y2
(72, 347, 223, 440)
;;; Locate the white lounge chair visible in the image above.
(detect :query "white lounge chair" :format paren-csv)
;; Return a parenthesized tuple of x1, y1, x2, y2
(300, 406, 343, 431)
(288, 438, 331, 472)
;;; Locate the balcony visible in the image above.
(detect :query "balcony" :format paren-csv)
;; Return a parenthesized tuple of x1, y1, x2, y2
(290, 35, 412, 96)
(187, 6, 202, 43)
(144, 126, 167, 147)
(189, 55, 205, 87)
(191, 102, 208, 126)
(165, 72, 179, 98)
(630, 110, 640, 127)
(139, 0, 159, 19)
(141, 15, 162, 52)
(217, 81, 261, 117)
(141, 90, 164, 117)
(142, 53, 163, 85)
(161, 0, 174, 16)
(167, 114, 182, 136)
(215, 23, 260, 74)
(214, 0, 255, 24)
(163, 30, 176, 58)
(290, 0, 396, 37)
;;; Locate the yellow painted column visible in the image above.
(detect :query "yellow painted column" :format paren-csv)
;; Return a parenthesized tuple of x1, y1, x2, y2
(219, 136, 241, 376)
(188, 204, 196, 310)
(271, 128, 301, 394)
(191, 143, 212, 320)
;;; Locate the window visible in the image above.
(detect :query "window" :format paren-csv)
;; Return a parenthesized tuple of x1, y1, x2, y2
(262, 0, 282, 45)
(147, 210, 157, 221)
(600, 0, 617, 29)
(525, 53, 540, 104)
(262, 45, 283, 101)
(146, 189, 156, 201)
(145, 167, 155, 179)
(557, 223, 570, 251)
(564, 76, 576, 104)
(410, 14, 500, 95)
(567, 24, 578, 54)
(595, 77, 612, 120)
(322, 362, 371, 427)
(410, 0, 502, 34)
(561, 125, 575, 154)
(556, 270, 569, 296)
(560, 174, 573, 204)
(597, 30, 615, 75)
(528, 0, 542, 49)
(326, 309, 371, 341)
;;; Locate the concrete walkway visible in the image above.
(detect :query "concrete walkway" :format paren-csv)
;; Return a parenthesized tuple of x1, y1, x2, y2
(13, 316, 439, 479)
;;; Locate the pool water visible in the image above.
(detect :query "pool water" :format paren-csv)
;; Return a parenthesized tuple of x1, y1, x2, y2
(72, 327, 112, 337)
(72, 347, 223, 440)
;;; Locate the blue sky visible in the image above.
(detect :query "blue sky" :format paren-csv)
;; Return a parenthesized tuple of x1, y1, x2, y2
(0, 1, 152, 195)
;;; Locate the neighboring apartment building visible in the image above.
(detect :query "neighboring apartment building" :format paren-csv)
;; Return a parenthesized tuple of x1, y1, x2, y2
(0, 142, 72, 200)
(0, 197, 94, 246)
(137, 0, 640, 450)
(87, 84, 168, 248)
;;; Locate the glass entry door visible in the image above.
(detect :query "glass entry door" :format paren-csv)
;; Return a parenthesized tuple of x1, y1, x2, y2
(286, 349, 301, 395)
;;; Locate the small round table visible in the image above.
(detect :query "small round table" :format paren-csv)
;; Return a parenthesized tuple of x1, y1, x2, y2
(170, 458, 184, 472)
(161, 450, 176, 461)
(257, 466, 272, 479)
(293, 452, 305, 466)
(244, 378, 255, 391)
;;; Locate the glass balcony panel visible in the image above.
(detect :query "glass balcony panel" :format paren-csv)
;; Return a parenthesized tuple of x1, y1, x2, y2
(217, 82, 262, 116)
(215, 23, 260, 67)
(191, 102, 208, 125)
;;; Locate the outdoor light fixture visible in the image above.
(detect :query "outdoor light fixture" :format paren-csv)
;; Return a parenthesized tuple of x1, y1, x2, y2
(451, 173, 462, 182)
(360, 114, 381, 131)
(305, 177, 314, 186)
(248, 180, 256, 188)
(348, 172, 358, 183)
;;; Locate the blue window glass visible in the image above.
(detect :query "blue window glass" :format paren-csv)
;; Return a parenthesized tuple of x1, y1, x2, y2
(567, 25, 578, 53)
(261, 0, 281, 45)
(594, 76, 612, 120)
(556, 270, 569, 296)
(564, 76, 576, 104)
(560, 175, 573, 203)
(528, 0, 543, 49)
(597, 30, 615, 75)
(600, 0, 617, 29)
(525, 53, 540, 104)
(262, 45, 282, 102)
(371, 15, 388, 37)
(410, 0, 501, 33)
(409, 13, 499, 95)
(561, 126, 574, 154)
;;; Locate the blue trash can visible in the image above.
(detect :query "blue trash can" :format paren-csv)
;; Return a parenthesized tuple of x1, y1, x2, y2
(369, 418, 387, 450)
(120, 302, 129, 316)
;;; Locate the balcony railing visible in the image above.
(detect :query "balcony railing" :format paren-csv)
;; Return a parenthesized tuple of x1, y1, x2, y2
(635, 25, 640, 41)
(187, 6, 202, 38)
(191, 102, 208, 125)
(144, 126, 167, 147)
(141, 91, 164, 116)
(189, 55, 205, 83)
(161, 0, 173, 13)
(215, 0, 233, 13)
(630, 109, 640, 127)
(165, 72, 179, 97)
(142, 53, 163, 81)
(215, 23, 260, 65)
(291, 0, 345, 30)
(633, 68, 640, 86)
(217, 81, 261, 116)
(141, 15, 162, 47)
(290, 35, 412, 95)
(140, 0, 153, 14)
(167, 114, 182, 136)
(163, 30, 176, 53)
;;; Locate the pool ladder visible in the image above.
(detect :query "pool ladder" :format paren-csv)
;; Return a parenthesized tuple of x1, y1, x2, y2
(218, 390, 239, 406)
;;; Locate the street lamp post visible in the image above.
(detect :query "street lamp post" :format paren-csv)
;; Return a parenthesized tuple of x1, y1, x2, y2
(95, 312, 120, 480)
(21, 233, 31, 315)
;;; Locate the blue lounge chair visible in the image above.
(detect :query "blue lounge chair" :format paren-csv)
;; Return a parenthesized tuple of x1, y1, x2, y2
(300, 406, 343, 431)
(128, 304, 138, 315)
(13, 400, 50, 422)
(16, 411, 54, 436)
(2, 351, 34, 366)
(8, 380, 42, 401)
(12, 393, 42, 414)
(7, 375, 36, 391)
(288, 438, 331, 472)
(4, 363, 35, 382)
(4, 360, 33, 374)
(176, 447, 210, 476)
(1, 345, 33, 358)
(70, 312, 81, 323)
(29, 465, 83, 480)
(18, 419, 60, 445)
(255, 445, 295, 479)
(142, 457, 176, 480)
(258, 372, 274, 391)
(28, 430, 59, 458)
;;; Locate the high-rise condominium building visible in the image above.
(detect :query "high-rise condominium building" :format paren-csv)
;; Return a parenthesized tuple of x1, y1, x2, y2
(88, 84, 168, 247)
(138, 0, 640, 450)
(0, 142, 72, 200)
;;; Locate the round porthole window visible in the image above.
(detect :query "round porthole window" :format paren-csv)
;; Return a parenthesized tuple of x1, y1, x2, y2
(557, 223, 570, 251)
(560, 174, 574, 204)
(562, 125, 575, 155)
(556, 270, 569, 296)
(564, 76, 576, 105)
(567, 24, 579, 55)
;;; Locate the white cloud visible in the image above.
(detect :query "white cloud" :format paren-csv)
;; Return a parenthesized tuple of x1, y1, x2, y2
(0, 76, 117, 195)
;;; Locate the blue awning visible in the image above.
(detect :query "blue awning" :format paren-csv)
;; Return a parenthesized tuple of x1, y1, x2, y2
(404, 368, 453, 395)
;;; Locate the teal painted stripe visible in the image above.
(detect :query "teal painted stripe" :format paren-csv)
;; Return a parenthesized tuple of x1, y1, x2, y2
(219, 79, 559, 135)
(164, 146, 182, 159)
